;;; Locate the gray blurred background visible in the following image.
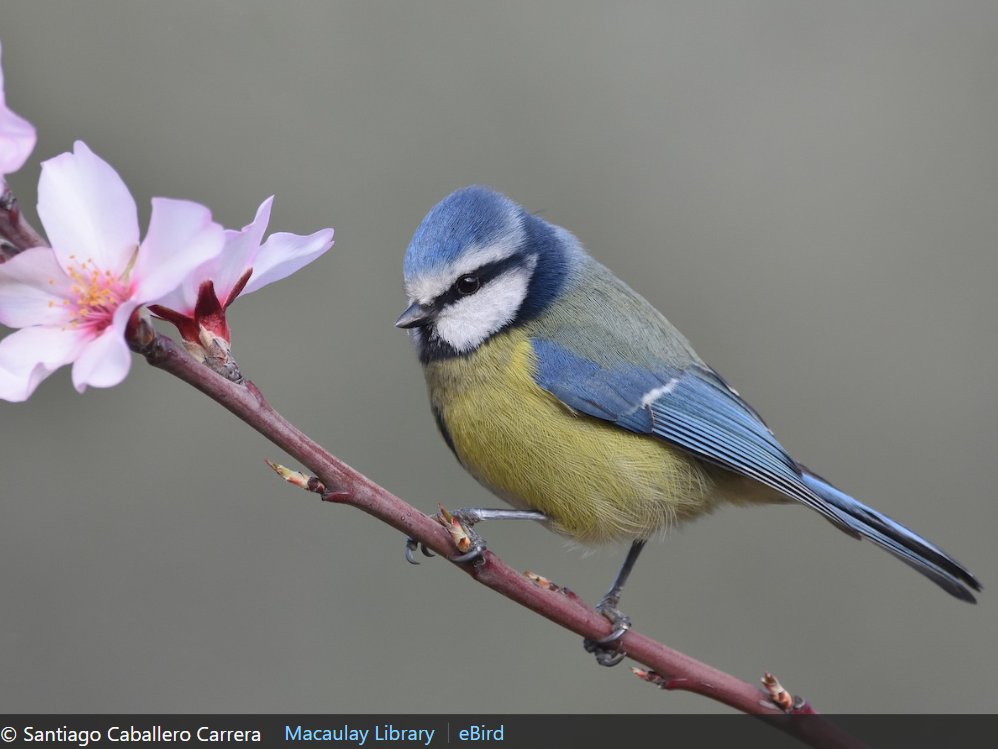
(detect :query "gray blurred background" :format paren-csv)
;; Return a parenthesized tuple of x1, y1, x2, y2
(1, 1, 995, 714)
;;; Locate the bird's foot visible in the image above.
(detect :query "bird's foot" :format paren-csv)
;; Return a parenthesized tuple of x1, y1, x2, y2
(403, 507, 490, 565)
(404, 507, 546, 565)
(404, 537, 436, 565)
(438, 507, 489, 563)
(582, 595, 632, 667)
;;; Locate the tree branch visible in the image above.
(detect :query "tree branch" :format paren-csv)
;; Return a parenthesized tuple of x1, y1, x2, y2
(0, 186, 46, 258)
(129, 327, 868, 749)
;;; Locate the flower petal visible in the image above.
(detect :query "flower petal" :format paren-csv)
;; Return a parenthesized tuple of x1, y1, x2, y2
(0, 247, 73, 327)
(0, 40, 36, 177)
(70, 302, 136, 392)
(150, 197, 272, 315)
(243, 227, 334, 296)
(37, 142, 139, 274)
(0, 106, 36, 178)
(0, 108, 35, 176)
(132, 197, 224, 302)
(147, 270, 199, 316)
(0, 325, 87, 402)
(214, 196, 273, 302)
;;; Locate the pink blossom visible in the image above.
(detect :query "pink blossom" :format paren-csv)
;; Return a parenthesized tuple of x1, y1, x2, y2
(0, 40, 36, 181)
(0, 142, 224, 401)
(150, 196, 333, 352)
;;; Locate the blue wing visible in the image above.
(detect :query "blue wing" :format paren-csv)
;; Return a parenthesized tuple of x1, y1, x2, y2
(529, 337, 981, 601)
(529, 338, 854, 532)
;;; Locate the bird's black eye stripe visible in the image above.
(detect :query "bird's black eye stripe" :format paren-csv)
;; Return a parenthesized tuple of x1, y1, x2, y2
(435, 254, 525, 309)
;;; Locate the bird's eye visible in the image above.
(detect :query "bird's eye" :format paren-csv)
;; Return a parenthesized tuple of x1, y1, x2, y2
(455, 274, 481, 295)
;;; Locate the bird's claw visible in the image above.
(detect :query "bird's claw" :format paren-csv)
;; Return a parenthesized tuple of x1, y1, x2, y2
(583, 638, 629, 667)
(404, 537, 435, 565)
(447, 522, 486, 563)
(582, 597, 632, 667)
(449, 540, 486, 564)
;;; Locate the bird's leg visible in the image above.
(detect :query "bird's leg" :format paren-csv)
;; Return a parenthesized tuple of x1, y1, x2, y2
(445, 508, 548, 562)
(595, 538, 647, 619)
(583, 539, 647, 667)
(405, 508, 547, 564)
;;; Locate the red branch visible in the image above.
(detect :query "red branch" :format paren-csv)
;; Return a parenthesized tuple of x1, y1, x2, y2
(129, 329, 868, 749)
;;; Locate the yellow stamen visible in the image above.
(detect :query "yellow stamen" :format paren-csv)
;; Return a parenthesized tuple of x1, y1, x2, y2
(59, 254, 135, 333)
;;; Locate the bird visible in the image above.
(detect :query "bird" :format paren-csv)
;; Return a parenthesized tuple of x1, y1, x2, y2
(396, 185, 980, 663)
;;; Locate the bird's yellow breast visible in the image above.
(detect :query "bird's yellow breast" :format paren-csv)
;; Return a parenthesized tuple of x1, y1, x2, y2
(424, 328, 722, 543)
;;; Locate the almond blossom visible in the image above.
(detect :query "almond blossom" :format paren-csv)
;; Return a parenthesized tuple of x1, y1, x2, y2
(149, 195, 333, 358)
(0, 39, 36, 182)
(0, 142, 224, 401)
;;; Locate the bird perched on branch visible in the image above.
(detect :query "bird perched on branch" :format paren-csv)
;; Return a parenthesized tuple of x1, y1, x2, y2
(396, 185, 980, 664)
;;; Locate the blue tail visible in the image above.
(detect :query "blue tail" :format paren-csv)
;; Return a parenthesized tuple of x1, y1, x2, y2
(800, 469, 981, 603)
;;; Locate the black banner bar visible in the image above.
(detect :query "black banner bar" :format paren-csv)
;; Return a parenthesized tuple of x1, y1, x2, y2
(0, 715, 993, 749)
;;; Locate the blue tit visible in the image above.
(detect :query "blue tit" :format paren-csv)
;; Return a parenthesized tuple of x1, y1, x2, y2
(396, 186, 980, 652)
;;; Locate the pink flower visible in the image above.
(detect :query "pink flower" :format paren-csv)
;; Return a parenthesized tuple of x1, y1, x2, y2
(0, 142, 224, 401)
(150, 196, 333, 355)
(0, 39, 36, 181)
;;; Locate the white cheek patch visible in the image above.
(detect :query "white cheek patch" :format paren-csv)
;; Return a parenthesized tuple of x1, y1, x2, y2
(405, 217, 525, 305)
(433, 266, 532, 353)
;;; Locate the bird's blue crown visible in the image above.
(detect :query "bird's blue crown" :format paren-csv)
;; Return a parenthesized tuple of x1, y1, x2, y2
(404, 186, 523, 280)
(403, 185, 577, 322)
